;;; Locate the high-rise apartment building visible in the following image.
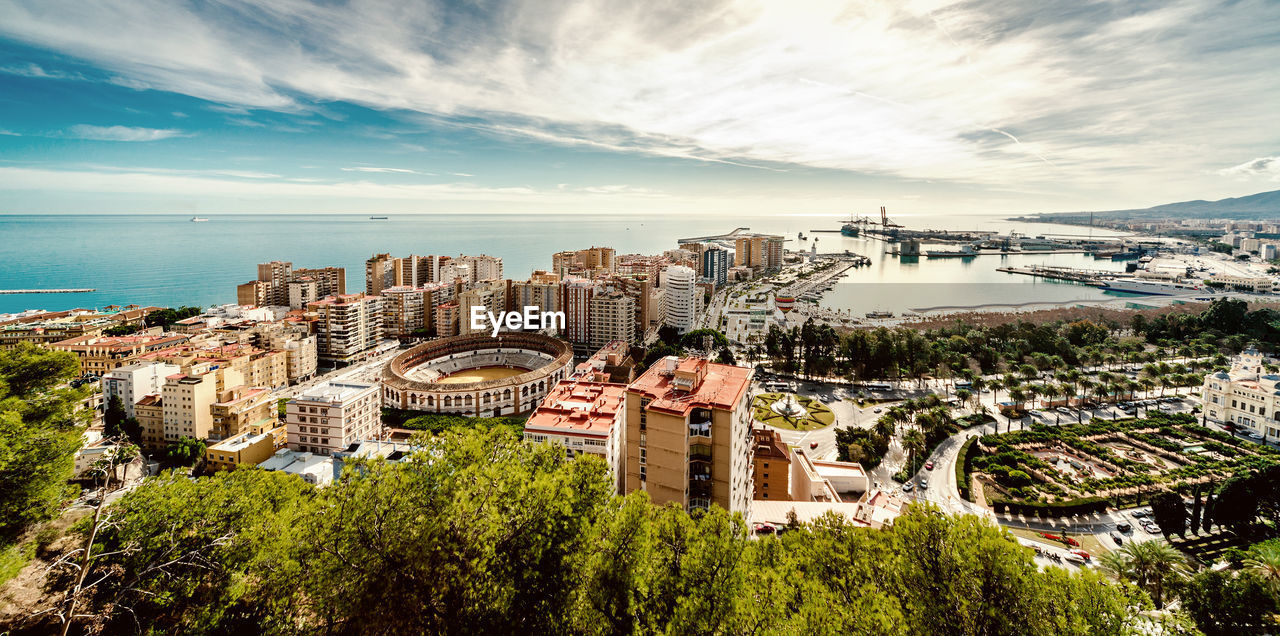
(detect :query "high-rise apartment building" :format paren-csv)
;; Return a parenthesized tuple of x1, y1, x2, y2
(238, 262, 345, 307)
(701, 245, 729, 288)
(381, 282, 457, 338)
(308, 293, 384, 364)
(286, 380, 381, 456)
(257, 261, 293, 306)
(552, 247, 617, 278)
(661, 265, 699, 334)
(435, 302, 460, 337)
(365, 253, 396, 295)
(457, 280, 508, 335)
(588, 291, 636, 350)
(733, 235, 784, 271)
(561, 277, 599, 345)
(623, 356, 754, 515)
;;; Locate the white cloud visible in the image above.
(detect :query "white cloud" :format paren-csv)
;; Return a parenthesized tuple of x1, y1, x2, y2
(65, 124, 185, 142)
(0, 129, 20, 136)
(450, 172, 475, 177)
(341, 166, 424, 174)
(0, 61, 84, 80)
(0, 0, 1278, 204)
(1217, 156, 1280, 182)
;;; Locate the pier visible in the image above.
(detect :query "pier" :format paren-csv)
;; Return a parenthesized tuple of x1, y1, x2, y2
(0, 288, 95, 294)
(782, 254, 870, 301)
(996, 265, 1128, 284)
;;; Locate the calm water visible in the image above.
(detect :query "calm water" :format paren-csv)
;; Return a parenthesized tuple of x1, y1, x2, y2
(0, 213, 1131, 316)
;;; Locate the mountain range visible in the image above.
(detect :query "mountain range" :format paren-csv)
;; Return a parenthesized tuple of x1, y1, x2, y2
(1031, 188, 1280, 221)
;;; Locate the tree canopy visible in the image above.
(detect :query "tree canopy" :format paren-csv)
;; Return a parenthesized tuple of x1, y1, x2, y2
(28, 428, 1146, 635)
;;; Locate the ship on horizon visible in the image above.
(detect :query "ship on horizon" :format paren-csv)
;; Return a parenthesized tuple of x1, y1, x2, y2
(370, 215, 389, 220)
(190, 216, 209, 222)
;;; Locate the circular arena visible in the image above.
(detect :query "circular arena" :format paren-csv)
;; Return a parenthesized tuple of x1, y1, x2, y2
(381, 332, 574, 416)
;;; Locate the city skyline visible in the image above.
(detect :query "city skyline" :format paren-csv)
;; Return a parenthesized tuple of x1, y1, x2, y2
(0, 0, 1278, 215)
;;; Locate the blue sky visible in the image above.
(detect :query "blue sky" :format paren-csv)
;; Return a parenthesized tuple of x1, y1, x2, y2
(0, 0, 1278, 215)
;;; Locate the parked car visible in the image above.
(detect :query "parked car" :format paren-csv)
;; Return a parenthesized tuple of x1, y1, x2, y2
(902, 482, 914, 493)
(1111, 533, 1123, 546)
(1249, 431, 1265, 439)
(918, 478, 929, 490)
(925, 461, 934, 470)
(1131, 510, 1149, 518)
(809, 442, 819, 449)
(873, 407, 883, 413)
(1116, 523, 1132, 533)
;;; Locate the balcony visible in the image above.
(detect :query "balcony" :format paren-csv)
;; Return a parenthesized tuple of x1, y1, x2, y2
(688, 421, 712, 438)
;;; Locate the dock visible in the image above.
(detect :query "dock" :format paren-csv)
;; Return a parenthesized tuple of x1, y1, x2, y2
(0, 288, 96, 294)
(995, 265, 1127, 283)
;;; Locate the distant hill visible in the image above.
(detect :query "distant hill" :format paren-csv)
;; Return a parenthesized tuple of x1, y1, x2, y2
(1029, 188, 1280, 221)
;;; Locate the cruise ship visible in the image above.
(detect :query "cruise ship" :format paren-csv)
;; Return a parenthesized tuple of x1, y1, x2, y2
(190, 216, 209, 222)
(1095, 279, 1201, 296)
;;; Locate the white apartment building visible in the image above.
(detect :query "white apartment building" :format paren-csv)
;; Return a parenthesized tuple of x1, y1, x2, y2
(661, 265, 700, 334)
(286, 380, 381, 456)
(101, 361, 179, 417)
(1203, 347, 1280, 437)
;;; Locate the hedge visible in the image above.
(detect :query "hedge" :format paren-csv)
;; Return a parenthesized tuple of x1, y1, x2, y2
(956, 437, 977, 502)
(991, 496, 1108, 518)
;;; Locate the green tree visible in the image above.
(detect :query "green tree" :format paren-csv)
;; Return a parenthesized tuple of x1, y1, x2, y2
(0, 344, 88, 543)
(103, 394, 127, 439)
(1096, 539, 1188, 609)
(164, 436, 205, 466)
(1150, 491, 1188, 537)
(1180, 569, 1278, 635)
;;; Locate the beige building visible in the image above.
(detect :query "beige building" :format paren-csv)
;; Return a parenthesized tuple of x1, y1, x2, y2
(381, 281, 456, 338)
(134, 394, 165, 451)
(366, 253, 396, 295)
(309, 293, 384, 364)
(162, 366, 245, 442)
(524, 379, 626, 494)
(588, 291, 635, 350)
(286, 380, 381, 456)
(457, 280, 508, 336)
(205, 422, 287, 472)
(624, 356, 754, 516)
(552, 247, 616, 278)
(210, 385, 276, 440)
(51, 332, 192, 376)
(435, 301, 460, 337)
(239, 262, 346, 308)
(101, 361, 179, 417)
(733, 235, 784, 271)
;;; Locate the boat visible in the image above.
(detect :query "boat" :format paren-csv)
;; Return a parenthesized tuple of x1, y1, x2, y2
(190, 216, 209, 222)
(925, 244, 977, 258)
(840, 223, 859, 237)
(1095, 279, 1201, 296)
(865, 310, 895, 319)
(370, 216, 389, 220)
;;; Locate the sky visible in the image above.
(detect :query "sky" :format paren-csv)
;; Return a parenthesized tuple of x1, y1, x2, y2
(0, 0, 1277, 216)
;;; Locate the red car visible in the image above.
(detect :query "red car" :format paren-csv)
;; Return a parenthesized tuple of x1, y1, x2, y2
(925, 461, 934, 470)
(809, 442, 819, 449)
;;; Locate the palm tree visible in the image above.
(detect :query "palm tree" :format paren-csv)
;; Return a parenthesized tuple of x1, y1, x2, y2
(903, 428, 926, 475)
(1244, 543, 1280, 595)
(1096, 540, 1188, 609)
(873, 413, 896, 441)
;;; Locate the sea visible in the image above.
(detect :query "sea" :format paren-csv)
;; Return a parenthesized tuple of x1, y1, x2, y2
(0, 213, 1136, 317)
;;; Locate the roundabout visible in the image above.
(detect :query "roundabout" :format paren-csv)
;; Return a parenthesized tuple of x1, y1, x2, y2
(751, 392, 835, 431)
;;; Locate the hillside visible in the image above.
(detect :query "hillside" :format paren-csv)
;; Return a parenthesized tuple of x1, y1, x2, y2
(1028, 188, 1280, 221)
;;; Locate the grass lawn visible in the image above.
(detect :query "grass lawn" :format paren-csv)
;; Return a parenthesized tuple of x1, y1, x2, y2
(751, 393, 836, 431)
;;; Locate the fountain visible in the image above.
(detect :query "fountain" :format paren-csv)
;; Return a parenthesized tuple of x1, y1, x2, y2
(771, 393, 809, 419)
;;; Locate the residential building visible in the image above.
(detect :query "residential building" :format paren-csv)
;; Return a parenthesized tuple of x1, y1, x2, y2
(552, 246, 616, 278)
(588, 291, 636, 350)
(366, 253, 396, 295)
(435, 301, 460, 337)
(572, 340, 637, 384)
(661, 265, 699, 334)
(161, 366, 245, 442)
(134, 394, 165, 451)
(0, 312, 113, 350)
(101, 361, 179, 417)
(285, 380, 381, 456)
(701, 245, 729, 288)
(209, 385, 276, 439)
(457, 279, 508, 336)
(204, 422, 287, 472)
(733, 234, 784, 271)
(309, 293, 383, 364)
(623, 356, 755, 516)
(51, 332, 191, 376)
(259, 449, 336, 486)
(524, 379, 627, 494)
(561, 277, 599, 345)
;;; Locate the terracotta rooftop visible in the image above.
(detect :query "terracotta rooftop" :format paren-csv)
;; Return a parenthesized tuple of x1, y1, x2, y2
(627, 356, 752, 415)
(524, 379, 627, 438)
